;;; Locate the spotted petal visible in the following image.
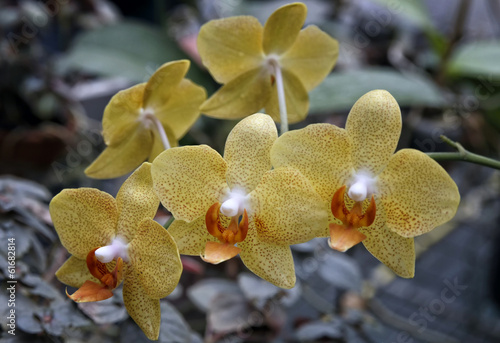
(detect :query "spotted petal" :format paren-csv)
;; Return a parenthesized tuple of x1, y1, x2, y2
(168, 216, 220, 256)
(151, 145, 228, 222)
(123, 267, 161, 340)
(85, 126, 153, 179)
(224, 113, 277, 193)
(50, 188, 117, 259)
(201, 68, 272, 120)
(378, 149, 460, 237)
(116, 163, 159, 242)
(198, 16, 264, 84)
(249, 167, 328, 245)
(346, 90, 402, 175)
(263, 3, 307, 55)
(56, 256, 98, 288)
(271, 123, 353, 201)
(359, 200, 415, 278)
(128, 219, 182, 299)
(101, 83, 145, 146)
(265, 68, 309, 124)
(280, 25, 339, 91)
(238, 227, 295, 289)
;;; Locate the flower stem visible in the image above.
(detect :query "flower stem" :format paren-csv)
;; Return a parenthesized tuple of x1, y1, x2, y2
(270, 59, 288, 134)
(427, 135, 500, 170)
(145, 113, 171, 150)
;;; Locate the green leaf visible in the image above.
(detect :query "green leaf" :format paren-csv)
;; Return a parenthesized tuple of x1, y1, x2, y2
(58, 20, 213, 91)
(447, 41, 500, 78)
(309, 68, 446, 113)
(368, 0, 435, 31)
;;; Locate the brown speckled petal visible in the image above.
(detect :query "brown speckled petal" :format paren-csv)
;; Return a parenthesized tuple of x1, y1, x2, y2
(123, 266, 161, 340)
(346, 90, 402, 175)
(378, 149, 460, 238)
(224, 113, 277, 193)
(238, 227, 295, 289)
(50, 188, 117, 259)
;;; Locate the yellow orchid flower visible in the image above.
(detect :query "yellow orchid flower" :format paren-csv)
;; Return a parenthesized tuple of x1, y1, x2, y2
(151, 113, 327, 289)
(85, 60, 206, 179)
(51, 163, 182, 340)
(271, 90, 460, 278)
(198, 2, 338, 125)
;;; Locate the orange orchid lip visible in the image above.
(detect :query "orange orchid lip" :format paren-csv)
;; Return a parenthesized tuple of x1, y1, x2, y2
(66, 247, 123, 303)
(202, 202, 249, 264)
(329, 185, 376, 252)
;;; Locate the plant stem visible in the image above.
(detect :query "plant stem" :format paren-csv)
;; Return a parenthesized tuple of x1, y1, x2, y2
(427, 135, 500, 170)
(145, 113, 171, 150)
(270, 59, 288, 134)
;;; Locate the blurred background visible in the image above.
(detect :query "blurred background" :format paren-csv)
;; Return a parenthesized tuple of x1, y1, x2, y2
(1, 0, 500, 342)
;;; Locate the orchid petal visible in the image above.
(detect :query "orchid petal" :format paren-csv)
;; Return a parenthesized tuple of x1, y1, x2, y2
(249, 167, 328, 245)
(143, 60, 189, 109)
(224, 113, 277, 193)
(201, 241, 241, 264)
(154, 79, 206, 140)
(84, 126, 153, 179)
(123, 268, 161, 340)
(238, 227, 295, 289)
(116, 163, 159, 242)
(346, 90, 402, 175)
(151, 145, 228, 222)
(201, 68, 272, 120)
(271, 123, 353, 201)
(50, 188, 117, 259)
(198, 16, 264, 84)
(128, 219, 182, 299)
(55, 256, 99, 288)
(265, 68, 309, 124)
(280, 25, 339, 91)
(263, 3, 307, 55)
(101, 83, 145, 146)
(378, 149, 460, 237)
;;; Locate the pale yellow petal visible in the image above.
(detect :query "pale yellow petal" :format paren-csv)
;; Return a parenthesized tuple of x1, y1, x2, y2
(143, 60, 189, 109)
(359, 200, 415, 278)
(265, 68, 309, 124)
(197, 16, 264, 84)
(378, 149, 460, 237)
(280, 25, 339, 91)
(151, 145, 228, 222)
(85, 126, 153, 179)
(148, 123, 178, 163)
(201, 68, 272, 120)
(55, 256, 98, 288)
(115, 163, 159, 242)
(168, 216, 220, 256)
(346, 90, 402, 175)
(263, 2, 307, 55)
(271, 123, 353, 201)
(123, 267, 161, 340)
(102, 83, 145, 146)
(238, 227, 295, 289)
(49, 188, 117, 259)
(128, 219, 182, 299)
(249, 167, 328, 245)
(224, 113, 277, 193)
(154, 79, 206, 140)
